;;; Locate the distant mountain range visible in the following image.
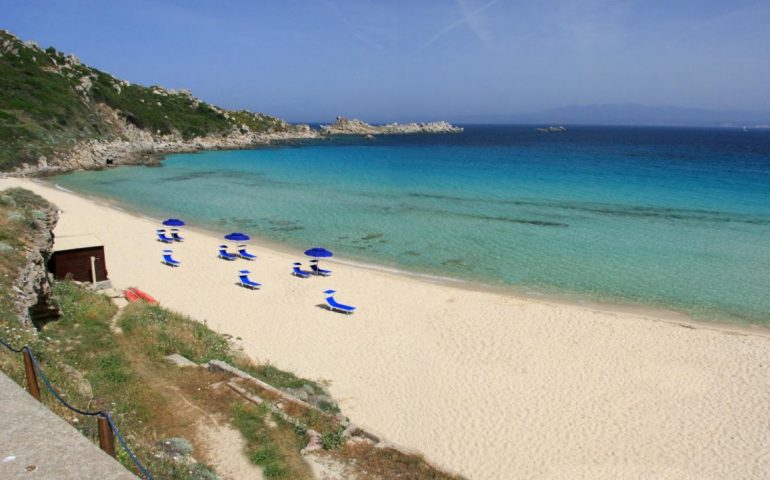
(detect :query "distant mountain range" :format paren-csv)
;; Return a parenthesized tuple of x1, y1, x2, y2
(453, 104, 770, 127)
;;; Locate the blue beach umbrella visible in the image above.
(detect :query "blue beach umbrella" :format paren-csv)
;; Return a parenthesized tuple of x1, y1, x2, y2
(162, 218, 185, 227)
(224, 232, 251, 253)
(304, 247, 333, 258)
(224, 232, 251, 242)
(305, 247, 333, 273)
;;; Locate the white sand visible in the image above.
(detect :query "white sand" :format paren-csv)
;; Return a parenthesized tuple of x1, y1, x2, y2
(4, 177, 770, 479)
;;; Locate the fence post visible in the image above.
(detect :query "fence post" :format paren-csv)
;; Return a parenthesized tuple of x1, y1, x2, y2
(97, 415, 116, 457)
(22, 348, 41, 402)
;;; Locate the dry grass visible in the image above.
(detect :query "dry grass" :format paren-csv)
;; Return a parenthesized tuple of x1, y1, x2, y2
(231, 402, 313, 479)
(320, 442, 464, 480)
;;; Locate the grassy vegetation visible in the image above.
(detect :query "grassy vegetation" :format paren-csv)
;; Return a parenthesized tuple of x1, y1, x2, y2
(231, 403, 312, 479)
(0, 38, 100, 168)
(119, 302, 233, 364)
(0, 30, 293, 171)
(89, 76, 232, 140)
(30, 281, 223, 479)
(118, 300, 336, 410)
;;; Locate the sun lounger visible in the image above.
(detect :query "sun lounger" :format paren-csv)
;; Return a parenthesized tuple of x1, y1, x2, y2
(156, 229, 174, 243)
(323, 290, 355, 314)
(310, 260, 332, 276)
(292, 262, 311, 278)
(238, 270, 261, 290)
(171, 228, 184, 242)
(238, 245, 256, 260)
(219, 245, 237, 261)
(162, 250, 180, 267)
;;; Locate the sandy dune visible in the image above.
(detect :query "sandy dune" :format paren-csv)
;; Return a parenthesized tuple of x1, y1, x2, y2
(4, 177, 770, 479)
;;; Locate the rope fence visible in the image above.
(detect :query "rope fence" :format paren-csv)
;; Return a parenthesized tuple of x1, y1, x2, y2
(0, 338, 154, 480)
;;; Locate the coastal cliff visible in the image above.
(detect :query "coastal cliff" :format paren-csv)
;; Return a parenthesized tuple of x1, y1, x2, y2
(320, 116, 463, 135)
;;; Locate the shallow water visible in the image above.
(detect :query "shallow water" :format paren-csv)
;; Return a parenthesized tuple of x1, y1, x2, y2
(55, 126, 770, 324)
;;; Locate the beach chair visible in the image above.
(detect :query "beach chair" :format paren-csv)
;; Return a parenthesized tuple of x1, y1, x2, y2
(238, 245, 257, 260)
(156, 229, 174, 243)
(310, 259, 332, 276)
(292, 262, 312, 278)
(238, 270, 261, 290)
(218, 245, 237, 261)
(323, 290, 356, 314)
(162, 250, 180, 267)
(170, 228, 184, 242)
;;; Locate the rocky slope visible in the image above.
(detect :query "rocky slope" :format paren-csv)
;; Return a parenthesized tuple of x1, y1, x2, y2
(320, 116, 463, 135)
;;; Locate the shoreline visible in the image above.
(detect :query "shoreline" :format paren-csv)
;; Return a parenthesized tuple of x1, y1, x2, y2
(5, 177, 770, 479)
(42, 176, 770, 339)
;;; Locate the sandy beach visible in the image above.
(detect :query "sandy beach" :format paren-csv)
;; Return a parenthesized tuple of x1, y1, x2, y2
(3, 177, 770, 479)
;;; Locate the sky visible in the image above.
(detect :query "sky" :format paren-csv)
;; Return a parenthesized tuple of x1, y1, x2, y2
(2, 0, 770, 122)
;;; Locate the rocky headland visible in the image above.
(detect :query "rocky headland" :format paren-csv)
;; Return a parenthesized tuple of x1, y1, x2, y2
(0, 30, 320, 176)
(1, 30, 461, 177)
(320, 116, 463, 136)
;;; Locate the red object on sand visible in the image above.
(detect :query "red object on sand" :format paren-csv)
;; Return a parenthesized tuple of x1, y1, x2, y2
(124, 289, 141, 303)
(125, 287, 159, 305)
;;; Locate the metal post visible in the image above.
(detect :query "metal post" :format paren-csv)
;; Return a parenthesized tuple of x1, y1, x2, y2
(97, 415, 116, 457)
(90, 256, 97, 284)
(22, 348, 41, 402)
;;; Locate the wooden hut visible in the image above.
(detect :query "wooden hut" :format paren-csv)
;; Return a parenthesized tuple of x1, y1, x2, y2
(49, 234, 108, 283)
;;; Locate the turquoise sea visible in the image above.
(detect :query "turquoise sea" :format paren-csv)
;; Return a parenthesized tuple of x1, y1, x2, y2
(54, 126, 770, 324)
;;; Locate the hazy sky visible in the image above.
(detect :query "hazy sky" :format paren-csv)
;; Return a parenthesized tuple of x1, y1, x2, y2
(2, 0, 769, 122)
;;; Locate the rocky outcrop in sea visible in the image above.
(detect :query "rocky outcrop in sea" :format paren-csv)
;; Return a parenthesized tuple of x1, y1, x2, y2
(320, 117, 463, 135)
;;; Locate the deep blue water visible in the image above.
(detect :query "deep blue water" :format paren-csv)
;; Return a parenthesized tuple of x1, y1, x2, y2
(55, 126, 770, 324)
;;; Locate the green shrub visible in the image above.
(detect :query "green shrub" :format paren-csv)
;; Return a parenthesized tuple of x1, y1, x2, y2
(120, 303, 232, 363)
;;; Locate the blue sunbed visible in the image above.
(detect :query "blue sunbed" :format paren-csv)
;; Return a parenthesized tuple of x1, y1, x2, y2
(238, 270, 261, 290)
(219, 245, 237, 261)
(171, 228, 184, 242)
(156, 229, 174, 243)
(323, 290, 355, 314)
(238, 245, 256, 260)
(162, 250, 180, 267)
(292, 262, 311, 278)
(310, 260, 332, 277)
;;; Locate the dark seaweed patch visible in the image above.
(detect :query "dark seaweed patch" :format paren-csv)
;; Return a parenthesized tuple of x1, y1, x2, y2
(271, 225, 304, 232)
(263, 218, 304, 232)
(406, 192, 770, 226)
(163, 170, 219, 182)
(266, 219, 298, 226)
(361, 232, 384, 241)
(441, 258, 464, 266)
(450, 211, 568, 227)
